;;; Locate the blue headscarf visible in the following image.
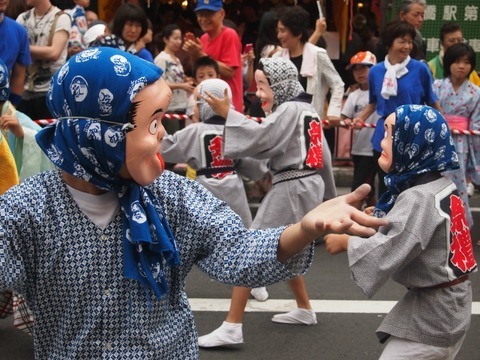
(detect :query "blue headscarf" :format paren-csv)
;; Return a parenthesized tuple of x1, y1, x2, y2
(374, 105, 459, 217)
(0, 58, 10, 102)
(36, 47, 180, 300)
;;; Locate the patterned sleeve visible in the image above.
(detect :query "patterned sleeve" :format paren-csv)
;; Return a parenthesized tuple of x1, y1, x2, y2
(432, 79, 441, 102)
(154, 53, 167, 72)
(0, 183, 38, 295)
(158, 173, 313, 287)
(467, 86, 480, 184)
(468, 85, 480, 131)
(161, 126, 199, 166)
(223, 106, 297, 159)
(15, 12, 26, 25)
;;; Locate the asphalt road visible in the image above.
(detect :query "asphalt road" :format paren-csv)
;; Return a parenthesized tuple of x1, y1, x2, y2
(1, 191, 479, 360)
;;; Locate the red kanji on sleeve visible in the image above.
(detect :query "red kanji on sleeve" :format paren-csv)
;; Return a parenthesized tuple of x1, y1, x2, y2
(305, 120, 323, 169)
(208, 135, 233, 179)
(449, 194, 477, 272)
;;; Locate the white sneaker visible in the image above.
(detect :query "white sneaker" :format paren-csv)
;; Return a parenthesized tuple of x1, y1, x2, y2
(271, 308, 317, 325)
(467, 183, 475, 197)
(198, 321, 243, 347)
(250, 287, 269, 302)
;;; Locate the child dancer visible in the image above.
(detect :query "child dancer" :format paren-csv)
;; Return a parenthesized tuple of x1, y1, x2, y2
(326, 105, 477, 359)
(198, 57, 336, 347)
(162, 78, 266, 226)
(433, 42, 480, 228)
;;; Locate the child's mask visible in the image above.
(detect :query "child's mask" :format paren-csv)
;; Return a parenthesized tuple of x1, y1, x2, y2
(256, 57, 304, 113)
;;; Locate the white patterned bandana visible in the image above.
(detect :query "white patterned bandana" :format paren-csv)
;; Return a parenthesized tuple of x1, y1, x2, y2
(259, 57, 304, 111)
(36, 47, 180, 301)
(197, 78, 233, 121)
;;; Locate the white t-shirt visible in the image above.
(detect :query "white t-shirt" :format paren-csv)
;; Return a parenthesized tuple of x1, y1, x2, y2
(66, 185, 119, 230)
(341, 88, 380, 156)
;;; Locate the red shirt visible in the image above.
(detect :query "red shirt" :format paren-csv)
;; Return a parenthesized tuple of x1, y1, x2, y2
(201, 27, 243, 112)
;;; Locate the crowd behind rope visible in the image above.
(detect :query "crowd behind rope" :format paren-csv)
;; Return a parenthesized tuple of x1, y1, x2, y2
(0, 0, 479, 358)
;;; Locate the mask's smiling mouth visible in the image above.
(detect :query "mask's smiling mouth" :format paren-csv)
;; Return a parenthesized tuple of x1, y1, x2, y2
(157, 153, 165, 171)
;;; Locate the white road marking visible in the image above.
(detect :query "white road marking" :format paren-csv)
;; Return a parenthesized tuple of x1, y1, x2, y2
(189, 298, 480, 315)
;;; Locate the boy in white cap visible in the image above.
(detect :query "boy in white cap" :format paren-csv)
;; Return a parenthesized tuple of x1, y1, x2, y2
(342, 51, 380, 206)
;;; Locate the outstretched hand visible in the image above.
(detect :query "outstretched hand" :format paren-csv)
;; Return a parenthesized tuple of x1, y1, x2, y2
(301, 184, 386, 238)
(200, 89, 231, 119)
(277, 184, 387, 262)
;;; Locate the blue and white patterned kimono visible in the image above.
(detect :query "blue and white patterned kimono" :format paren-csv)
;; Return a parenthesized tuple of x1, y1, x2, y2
(0, 169, 313, 359)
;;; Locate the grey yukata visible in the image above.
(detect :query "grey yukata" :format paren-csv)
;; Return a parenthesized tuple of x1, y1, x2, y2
(0, 170, 313, 359)
(162, 117, 267, 227)
(348, 177, 477, 347)
(224, 98, 336, 229)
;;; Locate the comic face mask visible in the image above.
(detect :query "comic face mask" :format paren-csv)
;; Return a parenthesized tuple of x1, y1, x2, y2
(379, 112, 395, 173)
(38, 47, 164, 190)
(121, 78, 172, 186)
(255, 69, 274, 114)
(256, 57, 304, 113)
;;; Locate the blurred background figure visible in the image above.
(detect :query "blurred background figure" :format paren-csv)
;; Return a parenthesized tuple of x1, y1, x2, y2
(16, 0, 71, 120)
(375, 0, 426, 61)
(183, 0, 243, 112)
(353, 20, 441, 199)
(433, 42, 480, 228)
(154, 24, 195, 134)
(85, 9, 98, 27)
(135, 18, 154, 62)
(428, 22, 480, 86)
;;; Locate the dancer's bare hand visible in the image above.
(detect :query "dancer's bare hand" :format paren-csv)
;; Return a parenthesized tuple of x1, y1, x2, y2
(300, 184, 387, 238)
